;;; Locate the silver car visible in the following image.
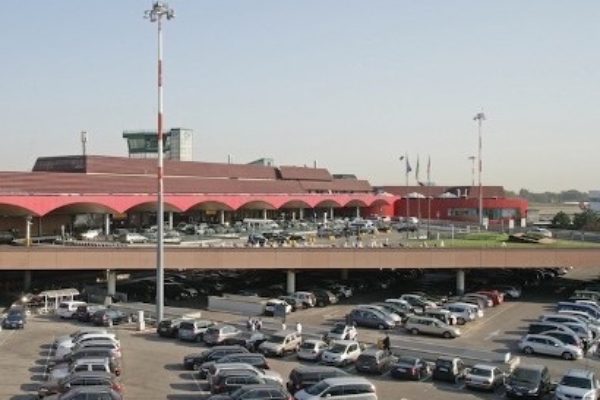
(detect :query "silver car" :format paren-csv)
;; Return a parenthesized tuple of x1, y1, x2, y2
(297, 339, 328, 361)
(294, 376, 377, 400)
(465, 364, 505, 391)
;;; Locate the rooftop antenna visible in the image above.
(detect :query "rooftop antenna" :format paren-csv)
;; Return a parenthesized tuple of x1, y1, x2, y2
(81, 131, 88, 156)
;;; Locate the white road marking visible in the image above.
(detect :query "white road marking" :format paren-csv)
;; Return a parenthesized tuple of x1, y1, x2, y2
(0, 330, 16, 347)
(484, 330, 500, 341)
(42, 335, 55, 380)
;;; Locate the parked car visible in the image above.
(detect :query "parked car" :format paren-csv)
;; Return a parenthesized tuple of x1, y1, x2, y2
(490, 284, 522, 299)
(400, 294, 436, 310)
(540, 330, 582, 349)
(38, 371, 122, 398)
(476, 290, 504, 306)
(357, 305, 401, 325)
(203, 325, 242, 346)
(199, 353, 271, 379)
(293, 291, 316, 308)
(325, 323, 358, 341)
(423, 308, 457, 325)
(390, 356, 431, 380)
(208, 363, 283, 391)
(505, 364, 552, 399)
(463, 293, 493, 308)
(0, 230, 15, 244)
(247, 233, 268, 246)
(465, 364, 505, 391)
(211, 370, 281, 395)
(346, 308, 395, 330)
(297, 339, 329, 361)
(79, 229, 101, 241)
(384, 298, 415, 314)
(48, 357, 121, 383)
(528, 322, 579, 337)
(2, 309, 26, 329)
(518, 334, 583, 360)
(312, 289, 338, 307)
(432, 356, 467, 383)
(258, 330, 302, 357)
(286, 366, 348, 394)
(221, 332, 268, 352)
(178, 319, 215, 342)
(42, 386, 123, 400)
(320, 340, 362, 367)
(443, 303, 476, 324)
(157, 318, 185, 338)
(183, 346, 249, 370)
(555, 369, 600, 400)
(278, 295, 303, 311)
(91, 309, 127, 326)
(265, 299, 292, 316)
(404, 316, 461, 338)
(57, 301, 87, 319)
(373, 302, 411, 321)
(118, 232, 148, 244)
(293, 377, 377, 400)
(74, 305, 105, 323)
(207, 384, 291, 400)
(355, 348, 396, 375)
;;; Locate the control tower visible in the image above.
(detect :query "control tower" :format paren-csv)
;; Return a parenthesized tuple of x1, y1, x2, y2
(122, 128, 193, 161)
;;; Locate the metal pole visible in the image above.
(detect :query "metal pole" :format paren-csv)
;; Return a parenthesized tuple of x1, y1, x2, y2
(474, 112, 485, 227)
(146, 1, 175, 323)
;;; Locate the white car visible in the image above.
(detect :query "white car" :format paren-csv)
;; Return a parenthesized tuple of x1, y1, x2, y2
(297, 339, 328, 361)
(54, 333, 120, 361)
(119, 232, 148, 244)
(464, 364, 505, 391)
(555, 369, 600, 400)
(264, 299, 292, 316)
(47, 357, 114, 384)
(52, 328, 107, 349)
(320, 340, 362, 366)
(79, 229, 101, 240)
(447, 302, 484, 319)
(518, 334, 583, 360)
(443, 304, 476, 325)
(56, 301, 87, 319)
(325, 323, 358, 341)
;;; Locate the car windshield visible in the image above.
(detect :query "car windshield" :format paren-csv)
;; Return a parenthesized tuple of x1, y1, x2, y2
(511, 368, 540, 384)
(397, 357, 417, 366)
(560, 376, 592, 389)
(301, 342, 317, 350)
(305, 381, 329, 395)
(205, 327, 219, 335)
(270, 335, 287, 344)
(179, 322, 194, 330)
(436, 360, 452, 368)
(470, 368, 492, 377)
(331, 325, 345, 334)
(329, 344, 347, 353)
(7, 314, 22, 321)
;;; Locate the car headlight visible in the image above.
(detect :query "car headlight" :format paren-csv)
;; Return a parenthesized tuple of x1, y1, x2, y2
(583, 392, 595, 400)
(528, 387, 539, 394)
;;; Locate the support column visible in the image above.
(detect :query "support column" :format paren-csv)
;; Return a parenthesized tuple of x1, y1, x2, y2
(25, 216, 32, 247)
(219, 210, 225, 225)
(168, 212, 174, 230)
(355, 206, 361, 219)
(299, 208, 304, 220)
(456, 269, 465, 296)
(104, 213, 111, 237)
(329, 207, 334, 221)
(38, 217, 43, 236)
(24, 270, 32, 291)
(292, 212, 296, 221)
(323, 212, 328, 224)
(340, 269, 349, 280)
(263, 209, 268, 220)
(286, 270, 296, 295)
(107, 270, 117, 296)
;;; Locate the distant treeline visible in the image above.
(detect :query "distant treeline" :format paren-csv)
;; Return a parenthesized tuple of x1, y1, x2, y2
(505, 189, 589, 204)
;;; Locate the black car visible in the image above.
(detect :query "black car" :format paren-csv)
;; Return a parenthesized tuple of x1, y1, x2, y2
(0, 230, 15, 245)
(505, 364, 551, 399)
(183, 346, 248, 370)
(286, 366, 348, 393)
(247, 234, 267, 246)
(432, 356, 467, 383)
(221, 332, 268, 352)
(74, 304, 106, 322)
(157, 319, 184, 338)
(91, 309, 127, 326)
(2, 310, 25, 329)
(211, 370, 278, 394)
(390, 356, 431, 380)
(355, 348, 396, 374)
(312, 289, 338, 307)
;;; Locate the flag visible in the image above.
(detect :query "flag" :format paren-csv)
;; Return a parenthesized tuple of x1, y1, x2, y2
(427, 155, 431, 185)
(406, 157, 412, 174)
(415, 155, 420, 182)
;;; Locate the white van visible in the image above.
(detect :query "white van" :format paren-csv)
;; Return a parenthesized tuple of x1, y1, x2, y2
(56, 301, 87, 319)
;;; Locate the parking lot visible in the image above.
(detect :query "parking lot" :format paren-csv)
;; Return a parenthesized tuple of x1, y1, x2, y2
(3, 266, 600, 399)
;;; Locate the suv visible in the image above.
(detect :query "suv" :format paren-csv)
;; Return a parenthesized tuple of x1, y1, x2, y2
(432, 356, 466, 383)
(286, 366, 348, 394)
(45, 387, 122, 400)
(258, 330, 302, 357)
(355, 348, 396, 375)
(321, 340, 362, 367)
(157, 318, 184, 338)
(37, 371, 122, 398)
(209, 384, 290, 400)
(555, 369, 600, 400)
(48, 357, 121, 383)
(294, 377, 377, 400)
(178, 319, 215, 342)
(203, 325, 242, 346)
(518, 334, 583, 360)
(505, 364, 551, 398)
(198, 353, 270, 379)
(405, 316, 460, 338)
(74, 305, 106, 323)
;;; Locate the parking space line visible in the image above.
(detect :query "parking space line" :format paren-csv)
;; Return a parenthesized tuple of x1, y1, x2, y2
(42, 336, 55, 380)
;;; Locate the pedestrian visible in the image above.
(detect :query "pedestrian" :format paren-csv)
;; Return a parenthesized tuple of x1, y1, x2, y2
(246, 317, 253, 331)
(382, 334, 391, 354)
(255, 318, 262, 331)
(296, 322, 302, 335)
(281, 322, 287, 331)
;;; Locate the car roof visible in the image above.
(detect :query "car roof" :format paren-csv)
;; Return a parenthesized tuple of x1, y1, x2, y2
(329, 340, 358, 346)
(322, 376, 372, 385)
(65, 370, 114, 379)
(563, 369, 594, 379)
(360, 348, 384, 356)
(292, 365, 344, 374)
(302, 339, 326, 345)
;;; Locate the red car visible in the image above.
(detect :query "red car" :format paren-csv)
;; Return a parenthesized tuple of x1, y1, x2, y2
(477, 290, 504, 306)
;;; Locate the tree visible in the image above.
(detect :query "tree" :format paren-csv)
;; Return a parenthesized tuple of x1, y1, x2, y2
(551, 211, 571, 229)
(573, 210, 599, 231)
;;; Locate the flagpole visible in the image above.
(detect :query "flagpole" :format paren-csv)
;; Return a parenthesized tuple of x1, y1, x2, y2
(416, 155, 421, 228)
(427, 155, 431, 239)
(405, 153, 410, 239)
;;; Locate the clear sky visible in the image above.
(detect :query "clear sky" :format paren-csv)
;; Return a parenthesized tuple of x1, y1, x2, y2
(2, 1, 599, 192)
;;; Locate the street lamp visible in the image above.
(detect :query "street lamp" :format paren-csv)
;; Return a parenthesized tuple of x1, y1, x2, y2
(399, 154, 411, 239)
(473, 112, 485, 227)
(145, 1, 175, 323)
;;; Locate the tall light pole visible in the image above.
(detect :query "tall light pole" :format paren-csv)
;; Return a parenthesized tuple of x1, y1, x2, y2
(473, 112, 485, 227)
(468, 155, 475, 187)
(399, 154, 411, 238)
(145, 1, 174, 323)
